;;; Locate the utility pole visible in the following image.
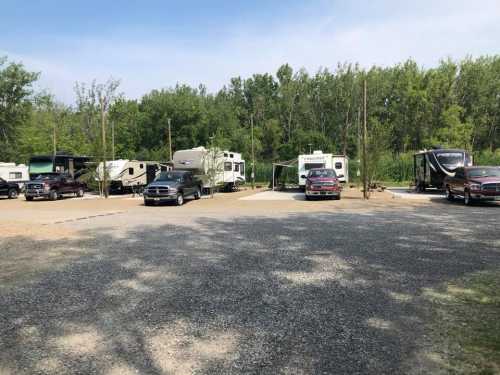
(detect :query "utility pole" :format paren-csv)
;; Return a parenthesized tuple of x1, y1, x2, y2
(167, 118, 172, 161)
(53, 121, 57, 157)
(100, 96, 108, 198)
(362, 79, 368, 200)
(250, 113, 255, 189)
(111, 121, 115, 160)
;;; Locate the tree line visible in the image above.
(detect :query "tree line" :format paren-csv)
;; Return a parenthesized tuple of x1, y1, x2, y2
(1, 55, 499, 181)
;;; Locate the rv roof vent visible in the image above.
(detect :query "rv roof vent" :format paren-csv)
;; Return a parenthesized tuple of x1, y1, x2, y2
(313, 150, 323, 155)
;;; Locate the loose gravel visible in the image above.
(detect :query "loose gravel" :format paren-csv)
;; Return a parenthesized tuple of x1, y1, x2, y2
(0, 199, 499, 374)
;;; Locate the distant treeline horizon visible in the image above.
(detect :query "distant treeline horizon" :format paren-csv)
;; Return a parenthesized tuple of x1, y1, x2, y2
(1, 55, 499, 177)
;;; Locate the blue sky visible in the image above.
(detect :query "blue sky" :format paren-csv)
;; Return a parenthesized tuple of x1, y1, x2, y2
(1, 0, 499, 103)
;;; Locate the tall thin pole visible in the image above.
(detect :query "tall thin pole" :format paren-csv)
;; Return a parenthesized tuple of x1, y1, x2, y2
(167, 118, 172, 161)
(101, 97, 108, 198)
(111, 121, 115, 160)
(53, 121, 57, 157)
(362, 80, 368, 200)
(250, 114, 255, 190)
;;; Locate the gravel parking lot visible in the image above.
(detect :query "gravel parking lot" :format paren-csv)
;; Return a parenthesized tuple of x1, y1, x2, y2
(0, 190, 499, 374)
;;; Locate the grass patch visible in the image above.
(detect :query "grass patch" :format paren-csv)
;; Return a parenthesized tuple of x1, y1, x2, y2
(425, 270, 500, 374)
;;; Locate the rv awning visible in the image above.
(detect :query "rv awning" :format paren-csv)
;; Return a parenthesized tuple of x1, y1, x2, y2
(271, 159, 297, 190)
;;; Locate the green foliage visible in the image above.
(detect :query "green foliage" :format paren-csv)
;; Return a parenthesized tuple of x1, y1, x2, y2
(1, 54, 499, 181)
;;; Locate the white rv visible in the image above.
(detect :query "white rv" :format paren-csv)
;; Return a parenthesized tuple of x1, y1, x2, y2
(0, 163, 29, 188)
(173, 146, 245, 192)
(298, 151, 349, 188)
(96, 160, 167, 193)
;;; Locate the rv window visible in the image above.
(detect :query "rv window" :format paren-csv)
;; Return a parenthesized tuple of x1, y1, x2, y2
(9, 172, 22, 180)
(304, 163, 324, 171)
(224, 153, 228, 157)
(234, 164, 239, 172)
(335, 162, 342, 169)
(129, 168, 134, 175)
(224, 162, 232, 171)
(140, 164, 144, 169)
(240, 163, 245, 175)
(230, 153, 234, 158)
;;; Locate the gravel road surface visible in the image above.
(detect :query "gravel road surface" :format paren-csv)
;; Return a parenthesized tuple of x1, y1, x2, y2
(0, 194, 499, 374)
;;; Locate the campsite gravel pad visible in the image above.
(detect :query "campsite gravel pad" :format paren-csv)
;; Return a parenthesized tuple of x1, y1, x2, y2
(0, 199, 499, 374)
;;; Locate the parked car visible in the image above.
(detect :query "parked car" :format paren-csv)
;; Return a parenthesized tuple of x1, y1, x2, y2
(0, 177, 20, 199)
(444, 166, 500, 205)
(143, 170, 202, 206)
(25, 173, 86, 201)
(301, 168, 342, 200)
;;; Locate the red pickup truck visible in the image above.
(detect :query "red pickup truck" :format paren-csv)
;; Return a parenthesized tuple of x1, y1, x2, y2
(301, 168, 342, 200)
(444, 166, 500, 205)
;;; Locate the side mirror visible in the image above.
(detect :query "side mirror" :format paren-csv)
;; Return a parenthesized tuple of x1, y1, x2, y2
(300, 175, 307, 179)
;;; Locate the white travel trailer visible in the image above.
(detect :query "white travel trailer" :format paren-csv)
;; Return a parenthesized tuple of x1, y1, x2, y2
(96, 160, 167, 193)
(298, 151, 349, 188)
(0, 163, 29, 187)
(173, 146, 246, 192)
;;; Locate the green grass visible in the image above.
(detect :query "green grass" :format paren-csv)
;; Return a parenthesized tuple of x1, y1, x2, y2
(424, 271, 500, 374)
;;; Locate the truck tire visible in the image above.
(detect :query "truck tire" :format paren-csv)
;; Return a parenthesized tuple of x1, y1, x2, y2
(76, 188, 84, 198)
(194, 187, 201, 200)
(26, 196, 34, 201)
(49, 190, 58, 201)
(464, 190, 474, 206)
(175, 193, 184, 206)
(8, 188, 18, 199)
(335, 193, 341, 200)
(446, 186, 454, 201)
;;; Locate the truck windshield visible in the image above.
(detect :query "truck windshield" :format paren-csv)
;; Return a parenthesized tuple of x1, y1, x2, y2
(308, 169, 336, 178)
(436, 152, 463, 168)
(33, 174, 59, 180)
(467, 168, 500, 178)
(155, 172, 183, 182)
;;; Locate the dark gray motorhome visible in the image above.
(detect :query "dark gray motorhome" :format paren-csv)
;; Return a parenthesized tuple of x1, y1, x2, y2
(414, 148, 473, 191)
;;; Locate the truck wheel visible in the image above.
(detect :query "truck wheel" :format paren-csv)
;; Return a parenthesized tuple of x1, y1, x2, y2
(49, 190, 58, 201)
(76, 188, 84, 198)
(464, 190, 474, 206)
(176, 193, 184, 206)
(144, 199, 152, 206)
(26, 196, 34, 201)
(194, 187, 201, 200)
(8, 188, 18, 199)
(335, 194, 341, 200)
(446, 187, 454, 201)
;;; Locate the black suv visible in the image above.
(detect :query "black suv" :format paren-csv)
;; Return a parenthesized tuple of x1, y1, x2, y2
(143, 170, 202, 206)
(0, 178, 20, 199)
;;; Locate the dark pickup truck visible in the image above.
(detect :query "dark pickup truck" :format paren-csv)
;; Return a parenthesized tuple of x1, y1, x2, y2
(25, 173, 86, 201)
(0, 178, 20, 199)
(444, 166, 500, 205)
(143, 170, 202, 206)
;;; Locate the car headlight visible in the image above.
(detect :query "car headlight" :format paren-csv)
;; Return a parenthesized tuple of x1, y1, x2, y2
(169, 187, 177, 193)
(469, 183, 481, 191)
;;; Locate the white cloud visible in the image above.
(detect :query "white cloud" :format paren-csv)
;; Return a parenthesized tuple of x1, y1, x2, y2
(3, 0, 500, 103)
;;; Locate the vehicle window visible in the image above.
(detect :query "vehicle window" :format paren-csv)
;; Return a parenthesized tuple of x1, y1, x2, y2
(224, 162, 232, 171)
(467, 168, 500, 178)
(9, 172, 22, 179)
(454, 168, 464, 179)
(304, 163, 325, 171)
(224, 153, 228, 157)
(239, 163, 245, 175)
(154, 172, 183, 183)
(230, 153, 234, 158)
(234, 164, 239, 172)
(308, 169, 336, 178)
(436, 152, 463, 167)
(140, 164, 144, 169)
(129, 168, 134, 175)
(335, 162, 342, 169)
(0, 177, 5, 183)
